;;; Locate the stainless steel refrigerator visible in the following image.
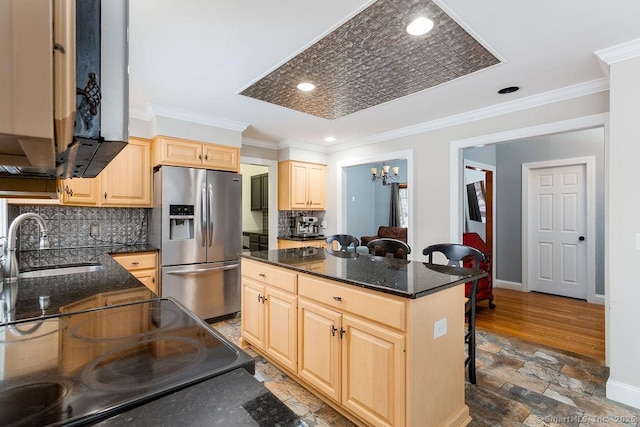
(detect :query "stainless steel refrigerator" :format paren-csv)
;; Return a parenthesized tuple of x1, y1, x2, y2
(150, 166, 242, 319)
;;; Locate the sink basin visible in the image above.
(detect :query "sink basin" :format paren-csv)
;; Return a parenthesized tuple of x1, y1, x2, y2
(18, 263, 104, 279)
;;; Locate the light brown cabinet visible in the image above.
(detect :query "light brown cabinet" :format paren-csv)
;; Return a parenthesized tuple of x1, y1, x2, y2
(100, 138, 152, 206)
(298, 274, 405, 427)
(112, 251, 159, 294)
(59, 177, 99, 206)
(241, 258, 470, 427)
(59, 138, 152, 207)
(152, 136, 240, 172)
(241, 259, 298, 372)
(278, 161, 326, 210)
(0, 0, 75, 166)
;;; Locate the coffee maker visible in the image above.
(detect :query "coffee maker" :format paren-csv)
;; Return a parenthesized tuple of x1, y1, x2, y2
(294, 216, 319, 237)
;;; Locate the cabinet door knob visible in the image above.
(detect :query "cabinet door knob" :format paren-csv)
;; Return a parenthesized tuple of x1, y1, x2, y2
(151, 277, 155, 283)
(205, 154, 208, 161)
(198, 154, 203, 160)
(339, 327, 346, 339)
(104, 192, 107, 200)
(331, 325, 338, 336)
(257, 293, 262, 302)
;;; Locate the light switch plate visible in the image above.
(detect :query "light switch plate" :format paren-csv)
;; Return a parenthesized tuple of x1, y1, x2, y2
(434, 318, 447, 339)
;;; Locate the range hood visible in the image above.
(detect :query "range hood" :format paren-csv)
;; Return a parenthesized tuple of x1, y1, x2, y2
(0, 0, 129, 194)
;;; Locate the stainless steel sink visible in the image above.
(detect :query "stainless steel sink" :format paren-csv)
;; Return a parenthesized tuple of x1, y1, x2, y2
(18, 263, 104, 279)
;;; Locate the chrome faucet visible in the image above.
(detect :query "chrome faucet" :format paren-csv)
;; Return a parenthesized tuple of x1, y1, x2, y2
(1, 213, 50, 280)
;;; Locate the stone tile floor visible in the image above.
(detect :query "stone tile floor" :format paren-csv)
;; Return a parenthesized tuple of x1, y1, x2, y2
(211, 317, 640, 426)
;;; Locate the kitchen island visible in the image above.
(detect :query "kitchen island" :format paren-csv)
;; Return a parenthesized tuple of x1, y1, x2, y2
(241, 248, 487, 427)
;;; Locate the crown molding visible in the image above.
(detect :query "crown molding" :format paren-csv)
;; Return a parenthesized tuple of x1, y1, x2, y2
(328, 78, 609, 153)
(130, 104, 249, 132)
(595, 38, 640, 76)
(242, 137, 278, 149)
(129, 105, 154, 121)
(278, 138, 329, 153)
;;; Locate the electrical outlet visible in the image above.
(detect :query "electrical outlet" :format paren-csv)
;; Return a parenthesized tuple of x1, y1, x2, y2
(90, 224, 100, 237)
(433, 318, 447, 339)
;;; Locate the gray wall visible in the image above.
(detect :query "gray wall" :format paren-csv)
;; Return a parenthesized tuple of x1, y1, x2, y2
(469, 127, 605, 294)
(464, 144, 496, 166)
(345, 160, 408, 243)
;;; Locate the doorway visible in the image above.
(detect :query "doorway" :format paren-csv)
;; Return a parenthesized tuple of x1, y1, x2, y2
(240, 157, 278, 250)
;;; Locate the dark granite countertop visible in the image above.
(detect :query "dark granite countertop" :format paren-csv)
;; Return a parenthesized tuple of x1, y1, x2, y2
(278, 235, 325, 241)
(243, 248, 487, 299)
(243, 230, 268, 236)
(2, 245, 158, 323)
(96, 368, 303, 426)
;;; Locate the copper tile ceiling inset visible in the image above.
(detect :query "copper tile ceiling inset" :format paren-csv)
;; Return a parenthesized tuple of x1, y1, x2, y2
(240, 0, 500, 120)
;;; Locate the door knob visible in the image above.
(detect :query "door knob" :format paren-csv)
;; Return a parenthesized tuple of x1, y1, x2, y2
(578, 236, 585, 241)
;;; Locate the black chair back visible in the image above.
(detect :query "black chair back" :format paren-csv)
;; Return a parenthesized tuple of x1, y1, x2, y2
(422, 243, 484, 268)
(326, 234, 360, 252)
(366, 238, 411, 259)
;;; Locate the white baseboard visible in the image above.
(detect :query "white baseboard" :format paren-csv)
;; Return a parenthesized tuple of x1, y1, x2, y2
(494, 279, 523, 291)
(588, 293, 605, 305)
(606, 379, 640, 410)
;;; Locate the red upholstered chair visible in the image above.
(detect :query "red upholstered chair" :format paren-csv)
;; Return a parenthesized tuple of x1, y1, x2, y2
(462, 233, 495, 309)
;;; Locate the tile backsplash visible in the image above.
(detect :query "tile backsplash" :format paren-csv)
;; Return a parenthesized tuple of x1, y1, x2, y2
(8, 205, 149, 251)
(278, 210, 325, 237)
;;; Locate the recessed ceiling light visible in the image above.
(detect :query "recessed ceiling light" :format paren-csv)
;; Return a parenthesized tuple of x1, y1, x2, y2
(297, 82, 316, 92)
(324, 136, 336, 143)
(498, 86, 519, 94)
(406, 17, 434, 36)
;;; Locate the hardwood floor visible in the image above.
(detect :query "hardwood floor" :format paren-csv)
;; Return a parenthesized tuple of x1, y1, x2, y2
(475, 288, 605, 361)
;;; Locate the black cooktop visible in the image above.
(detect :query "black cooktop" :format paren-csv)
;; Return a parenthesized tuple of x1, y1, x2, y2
(0, 298, 254, 426)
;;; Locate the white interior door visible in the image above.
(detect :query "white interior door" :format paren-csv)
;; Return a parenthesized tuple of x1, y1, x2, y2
(528, 164, 587, 299)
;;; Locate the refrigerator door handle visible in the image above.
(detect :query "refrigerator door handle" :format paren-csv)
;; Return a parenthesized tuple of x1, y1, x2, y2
(208, 183, 214, 247)
(201, 182, 207, 247)
(166, 264, 240, 275)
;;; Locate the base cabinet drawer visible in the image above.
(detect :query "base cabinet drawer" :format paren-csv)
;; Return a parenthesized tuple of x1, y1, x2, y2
(112, 252, 158, 294)
(298, 273, 406, 331)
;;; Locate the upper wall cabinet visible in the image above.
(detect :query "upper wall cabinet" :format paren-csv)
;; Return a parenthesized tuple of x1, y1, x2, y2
(100, 138, 152, 207)
(60, 138, 152, 207)
(0, 0, 75, 168)
(152, 136, 240, 172)
(278, 161, 326, 211)
(251, 173, 268, 211)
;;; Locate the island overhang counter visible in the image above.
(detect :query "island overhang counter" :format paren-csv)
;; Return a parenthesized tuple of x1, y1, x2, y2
(240, 248, 487, 427)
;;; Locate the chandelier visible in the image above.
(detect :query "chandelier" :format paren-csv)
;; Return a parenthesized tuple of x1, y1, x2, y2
(370, 163, 399, 186)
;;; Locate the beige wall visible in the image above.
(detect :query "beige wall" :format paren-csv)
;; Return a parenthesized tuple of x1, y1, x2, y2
(326, 91, 609, 254)
(606, 55, 640, 406)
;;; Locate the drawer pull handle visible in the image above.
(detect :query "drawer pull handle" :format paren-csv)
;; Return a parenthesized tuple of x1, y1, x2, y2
(258, 273, 266, 278)
(151, 277, 155, 283)
(333, 296, 342, 302)
(331, 325, 338, 336)
(131, 261, 140, 265)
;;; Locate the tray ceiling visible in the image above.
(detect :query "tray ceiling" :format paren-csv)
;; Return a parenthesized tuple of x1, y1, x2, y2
(240, 0, 500, 120)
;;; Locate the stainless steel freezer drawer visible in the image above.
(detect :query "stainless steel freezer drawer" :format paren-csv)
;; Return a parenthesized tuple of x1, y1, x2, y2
(161, 261, 240, 320)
